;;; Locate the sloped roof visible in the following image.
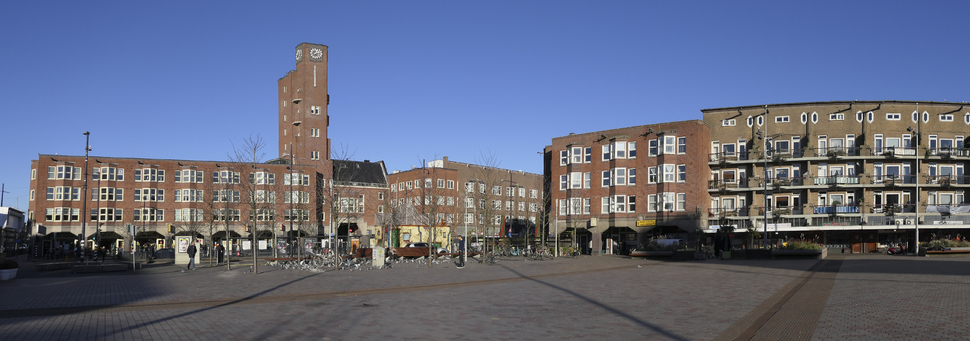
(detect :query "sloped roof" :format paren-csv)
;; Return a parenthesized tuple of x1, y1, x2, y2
(333, 160, 387, 186)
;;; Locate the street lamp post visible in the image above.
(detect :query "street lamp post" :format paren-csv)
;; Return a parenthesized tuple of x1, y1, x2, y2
(81, 131, 91, 265)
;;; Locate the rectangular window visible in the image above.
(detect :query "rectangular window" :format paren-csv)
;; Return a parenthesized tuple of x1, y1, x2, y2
(887, 113, 901, 121)
(602, 170, 611, 187)
(677, 193, 686, 211)
(662, 164, 676, 183)
(571, 147, 584, 164)
(583, 172, 591, 189)
(614, 142, 627, 159)
(648, 167, 658, 183)
(775, 116, 789, 123)
(678, 164, 686, 182)
(648, 139, 658, 157)
(629, 168, 636, 185)
(602, 145, 611, 161)
(560, 150, 568, 166)
(614, 168, 626, 186)
(940, 114, 954, 122)
(722, 119, 736, 126)
(829, 113, 844, 121)
(664, 136, 676, 154)
(678, 137, 687, 154)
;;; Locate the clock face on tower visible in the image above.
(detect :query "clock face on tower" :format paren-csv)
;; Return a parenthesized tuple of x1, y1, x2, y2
(295, 49, 303, 61)
(310, 48, 323, 59)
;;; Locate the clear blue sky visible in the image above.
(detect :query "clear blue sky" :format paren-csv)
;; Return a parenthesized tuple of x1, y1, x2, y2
(2, 1, 968, 212)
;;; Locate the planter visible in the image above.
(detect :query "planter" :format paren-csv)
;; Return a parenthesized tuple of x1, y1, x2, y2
(0, 268, 17, 280)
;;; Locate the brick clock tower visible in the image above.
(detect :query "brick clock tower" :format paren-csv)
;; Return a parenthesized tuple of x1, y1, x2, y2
(279, 43, 331, 179)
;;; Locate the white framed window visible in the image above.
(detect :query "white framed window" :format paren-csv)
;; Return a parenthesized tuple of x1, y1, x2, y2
(829, 113, 844, 121)
(648, 139, 658, 157)
(602, 145, 611, 161)
(800, 112, 808, 124)
(677, 193, 686, 211)
(572, 146, 584, 164)
(530, 189, 538, 199)
(310, 151, 320, 160)
(560, 150, 568, 166)
(614, 141, 627, 159)
(940, 114, 954, 122)
(629, 142, 637, 158)
(923, 112, 929, 123)
(614, 168, 627, 186)
(310, 105, 321, 115)
(965, 113, 970, 125)
(722, 119, 736, 127)
(648, 167, 658, 184)
(775, 116, 789, 123)
(756, 116, 764, 126)
(629, 168, 636, 184)
(678, 164, 687, 182)
(811, 112, 819, 124)
(663, 136, 676, 155)
(647, 194, 657, 212)
(867, 111, 874, 123)
(886, 113, 901, 121)
(678, 137, 687, 154)
(662, 164, 676, 183)
(856, 111, 864, 122)
(134, 168, 164, 182)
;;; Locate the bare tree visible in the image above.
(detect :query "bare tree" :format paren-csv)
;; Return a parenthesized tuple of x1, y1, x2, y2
(415, 161, 455, 266)
(229, 134, 270, 274)
(472, 152, 503, 261)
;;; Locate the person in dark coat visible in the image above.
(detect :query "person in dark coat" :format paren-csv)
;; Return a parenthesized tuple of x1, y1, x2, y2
(456, 235, 465, 269)
(187, 241, 197, 270)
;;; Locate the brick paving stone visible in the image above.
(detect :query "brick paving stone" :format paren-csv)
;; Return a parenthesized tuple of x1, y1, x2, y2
(3, 254, 969, 340)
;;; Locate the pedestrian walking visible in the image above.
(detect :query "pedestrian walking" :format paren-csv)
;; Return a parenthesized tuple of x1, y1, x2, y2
(187, 241, 197, 270)
(456, 235, 465, 269)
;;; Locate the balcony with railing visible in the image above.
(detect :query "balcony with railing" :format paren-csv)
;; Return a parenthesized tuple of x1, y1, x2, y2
(870, 146, 917, 157)
(813, 175, 861, 186)
(925, 175, 969, 186)
(709, 151, 752, 163)
(871, 174, 917, 185)
(927, 147, 970, 158)
(816, 146, 861, 157)
(871, 203, 917, 215)
(707, 207, 751, 218)
(813, 205, 862, 214)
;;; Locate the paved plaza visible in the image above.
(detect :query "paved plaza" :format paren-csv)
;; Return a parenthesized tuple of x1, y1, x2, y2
(1, 253, 969, 340)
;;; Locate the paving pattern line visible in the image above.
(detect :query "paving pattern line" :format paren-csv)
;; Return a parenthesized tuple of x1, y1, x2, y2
(0, 261, 659, 319)
(715, 258, 843, 341)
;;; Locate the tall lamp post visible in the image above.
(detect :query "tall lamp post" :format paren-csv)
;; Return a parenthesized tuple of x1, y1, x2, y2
(81, 131, 91, 265)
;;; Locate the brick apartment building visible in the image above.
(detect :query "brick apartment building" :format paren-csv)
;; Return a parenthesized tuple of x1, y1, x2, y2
(27, 43, 390, 254)
(704, 101, 970, 252)
(386, 157, 544, 248)
(544, 121, 711, 255)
